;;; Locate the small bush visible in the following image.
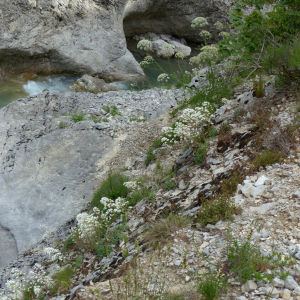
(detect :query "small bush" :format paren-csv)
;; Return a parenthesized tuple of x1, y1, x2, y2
(126, 186, 152, 207)
(51, 266, 74, 294)
(195, 143, 208, 165)
(197, 196, 239, 226)
(71, 114, 85, 123)
(59, 121, 68, 129)
(91, 172, 128, 209)
(252, 150, 283, 170)
(62, 236, 74, 253)
(197, 270, 227, 300)
(164, 179, 176, 191)
(227, 235, 295, 283)
(145, 148, 157, 166)
(102, 105, 122, 116)
(221, 172, 245, 196)
(263, 37, 300, 86)
(95, 224, 127, 260)
(144, 213, 191, 244)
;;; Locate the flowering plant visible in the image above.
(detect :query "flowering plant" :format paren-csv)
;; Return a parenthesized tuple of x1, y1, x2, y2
(161, 102, 214, 144)
(0, 265, 53, 300)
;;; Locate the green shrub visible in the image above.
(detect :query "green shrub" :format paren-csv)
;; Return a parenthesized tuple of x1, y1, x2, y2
(221, 172, 245, 196)
(126, 186, 152, 207)
(227, 235, 295, 283)
(145, 139, 163, 166)
(195, 143, 207, 165)
(59, 121, 68, 129)
(62, 236, 74, 253)
(71, 114, 85, 123)
(95, 224, 127, 260)
(162, 293, 186, 300)
(95, 240, 113, 260)
(164, 179, 176, 191)
(145, 148, 157, 166)
(91, 172, 128, 209)
(197, 196, 239, 226)
(144, 213, 191, 244)
(51, 267, 74, 294)
(102, 105, 122, 116)
(252, 150, 283, 170)
(263, 37, 300, 85)
(197, 270, 227, 300)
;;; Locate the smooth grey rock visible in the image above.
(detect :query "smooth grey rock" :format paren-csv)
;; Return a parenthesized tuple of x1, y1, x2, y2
(250, 202, 276, 214)
(174, 260, 182, 266)
(234, 194, 245, 205)
(178, 179, 186, 190)
(251, 232, 261, 241)
(245, 280, 257, 292)
(241, 182, 253, 198)
(265, 287, 279, 298)
(295, 252, 300, 260)
(282, 289, 291, 300)
(250, 185, 266, 198)
(284, 276, 298, 290)
(288, 245, 296, 255)
(177, 166, 188, 175)
(254, 175, 269, 186)
(70, 75, 121, 93)
(151, 39, 175, 57)
(272, 277, 284, 288)
(261, 231, 270, 238)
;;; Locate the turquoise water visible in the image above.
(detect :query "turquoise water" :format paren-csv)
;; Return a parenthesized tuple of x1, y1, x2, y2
(115, 39, 196, 90)
(0, 75, 78, 109)
(0, 40, 198, 109)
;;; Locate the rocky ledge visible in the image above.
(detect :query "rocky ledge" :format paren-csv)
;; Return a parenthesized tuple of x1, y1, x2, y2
(0, 88, 184, 268)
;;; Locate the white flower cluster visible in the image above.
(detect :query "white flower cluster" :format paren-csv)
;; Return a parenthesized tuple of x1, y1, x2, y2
(157, 73, 170, 82)
(44, 247, 62, 262)
(76, 212, 100, 243)
(219, 31, 230, 39)
(123, 181, 138, 190)
(100, 197, 128, 224)
(200, 30, 211, 40)
(162, 43, 174, 57)
(191, 17, 208, 28)
(0, 265, 53, 300)
(137, 39, 152, 51)
(161, 103, 213, 144)
(190, 45, 219, 66)
(140, 55, 154, 68)
(175, 51, 185, 59)
(214, 21, 224, 31)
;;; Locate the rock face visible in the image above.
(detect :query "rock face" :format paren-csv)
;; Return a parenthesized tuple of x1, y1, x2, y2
(0, 88, 181, 268)
(123, 0, 232, 42)
(0, 0, 231, 80)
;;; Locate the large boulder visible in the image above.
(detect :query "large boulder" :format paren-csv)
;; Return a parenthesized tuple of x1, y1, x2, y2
(0, 0, 231, 81)
(70, 74, 121, 93)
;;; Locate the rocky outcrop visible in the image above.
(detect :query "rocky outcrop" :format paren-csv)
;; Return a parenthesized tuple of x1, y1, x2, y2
(0, 0, 231, 81)
(123, 0, 233, 42)
(70, 74, 121, 93)
(0, 88, 183, 268)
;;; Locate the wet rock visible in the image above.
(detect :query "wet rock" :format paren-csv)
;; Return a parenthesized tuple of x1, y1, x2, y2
(70, 75, 121, 94)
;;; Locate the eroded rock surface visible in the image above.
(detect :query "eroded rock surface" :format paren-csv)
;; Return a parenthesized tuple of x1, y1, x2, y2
(0, 88, 181, 268)
(0, 0, 231, 80)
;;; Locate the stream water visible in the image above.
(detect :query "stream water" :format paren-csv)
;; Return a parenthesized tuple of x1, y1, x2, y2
(0, 40, 197, 109)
